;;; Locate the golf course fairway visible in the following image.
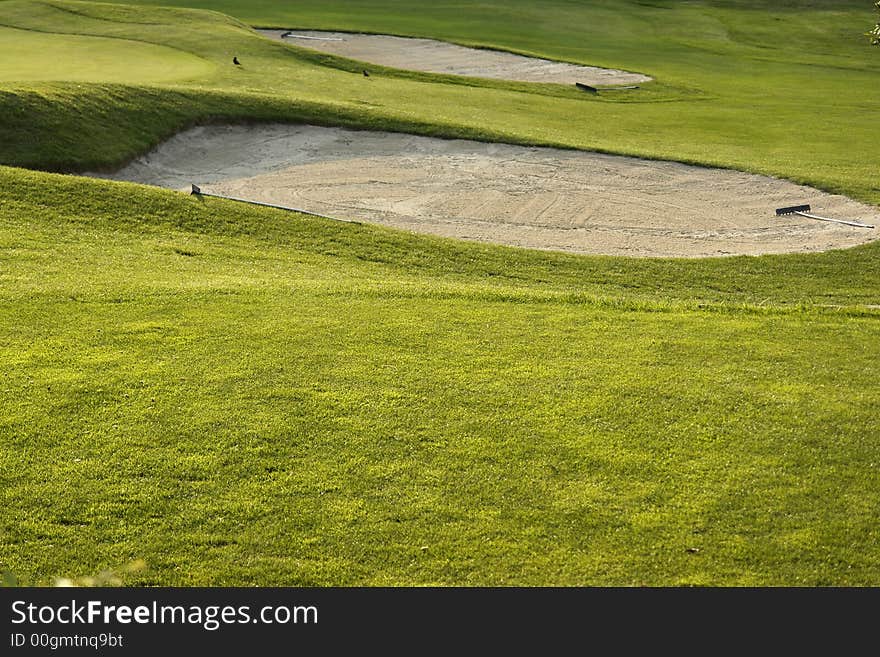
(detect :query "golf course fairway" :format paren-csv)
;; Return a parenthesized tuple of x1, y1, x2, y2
(0, 0, 878, 587)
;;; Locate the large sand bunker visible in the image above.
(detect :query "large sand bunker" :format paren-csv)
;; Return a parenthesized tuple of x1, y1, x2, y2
(258, 29, 651, 87)
(93, 125, 879, 258)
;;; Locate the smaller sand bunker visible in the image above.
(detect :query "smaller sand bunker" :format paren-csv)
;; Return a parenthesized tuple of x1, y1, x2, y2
(258, 29, 651, 87)
(91, 125, 879, 258)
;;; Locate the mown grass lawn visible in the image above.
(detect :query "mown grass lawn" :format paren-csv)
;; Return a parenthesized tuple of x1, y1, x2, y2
(2, 167, 878, 586)
(0, 25, 214, 84)
(0, 0, 878, 586)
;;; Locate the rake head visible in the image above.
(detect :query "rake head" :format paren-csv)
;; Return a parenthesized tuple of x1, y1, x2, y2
(776, 204, 810, 216)
(191, 184, 201, 195)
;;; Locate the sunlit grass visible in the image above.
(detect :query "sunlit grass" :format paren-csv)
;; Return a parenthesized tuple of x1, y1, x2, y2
(0, 0, 878, 586)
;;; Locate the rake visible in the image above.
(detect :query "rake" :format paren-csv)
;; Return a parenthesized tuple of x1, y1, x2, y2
(575, 82, 639, 94)
(775, 204, 874, 229)
(190, 184, 352, 222)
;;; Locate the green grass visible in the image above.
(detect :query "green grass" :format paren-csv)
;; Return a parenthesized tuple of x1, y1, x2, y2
(0, 0, 878, 203)
(0, 25, 215, 83)
(2, 167, 879, 586)
(0, 0, 879, 586)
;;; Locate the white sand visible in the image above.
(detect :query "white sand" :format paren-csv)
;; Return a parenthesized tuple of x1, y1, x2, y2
(258, 29, 651, 87)
(91, 124, 879, 258)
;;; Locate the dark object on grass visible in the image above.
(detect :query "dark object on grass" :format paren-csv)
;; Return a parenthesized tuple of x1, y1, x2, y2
(575, 82, 597, 93)
(775, 203, 874, 229)
(363, 69, 370, 77)
(233, 56, 240, 65)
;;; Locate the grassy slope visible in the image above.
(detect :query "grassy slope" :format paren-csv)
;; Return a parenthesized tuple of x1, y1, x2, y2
(0, 0, 878, 204)
(2, 168, 878, 586)
(0, 25, 214, 83)
(0, 0, 878, 585)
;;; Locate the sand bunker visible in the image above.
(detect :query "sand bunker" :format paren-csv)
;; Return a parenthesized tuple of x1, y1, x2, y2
(92, 124, 879, 258)
(258, 29, 651, 87)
